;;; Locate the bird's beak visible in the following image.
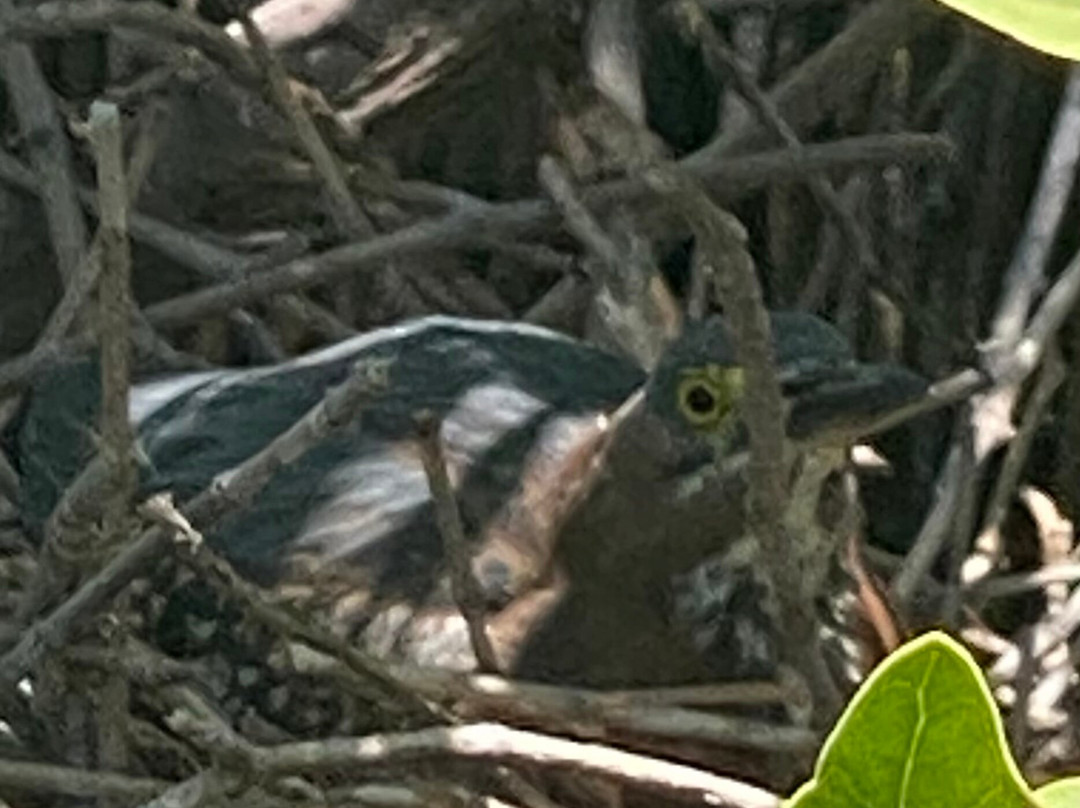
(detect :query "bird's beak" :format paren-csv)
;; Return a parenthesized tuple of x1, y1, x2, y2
(592, 361, 930, 509)
(786, 363, 930, 447)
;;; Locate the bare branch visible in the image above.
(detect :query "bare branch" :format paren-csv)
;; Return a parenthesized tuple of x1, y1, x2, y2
(415, 412, 502, 674)
(250, 723, 781, 808)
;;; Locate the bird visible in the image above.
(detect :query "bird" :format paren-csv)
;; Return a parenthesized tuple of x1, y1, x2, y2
(9, 313, 926, 729)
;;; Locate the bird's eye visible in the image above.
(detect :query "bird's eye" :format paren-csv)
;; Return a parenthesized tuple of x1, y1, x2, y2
(675, 365, 745, 430)
(684, 384, 717, 416)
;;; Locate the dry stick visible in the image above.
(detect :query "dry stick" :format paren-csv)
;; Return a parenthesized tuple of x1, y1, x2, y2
(65, 637, 208, 686)
(0, 133, 950, 396)
(11, 102, 176, 388)
(286, 644, 813, 753)
(0, 354, 388, 692)
(331, 0, 531, 136)
(967, 564, 1080, 604)
(538, 155, 675, 370)
(1006, 627, 1038, 758)
(972, 64, 1080, 464)
(585, 0, 646, 125)
(86, 105, 139, 795)
(0, 445, 19, 506)
(703, 0, 844, 12)
(522, 273, 591, 330)
(940, 410, 975, 629)
(0, 759, 170, 801)
(88, 101, 137, 539)
(323, 782, 523, 808)
(990, 66, 1080, 355)
(146, 684, 285, 808)
(893, 71, 1080, 608)
(0, 4, 87, 285)
(415, 412, 502, 674)
(238, 11, 369, 331)
(0, 147, 249, 282)
(93, 105, 210, 372)
(157, 682, 259, 769)
(0, 0, 259, 83)
(893, 353, 1069, 612)
(677, 1, 880, 294)
(136, 770, 221, 808)
(344, 162, 494, 214)
(249, 723, 780, 808)
(147, 506, 577, 808)
(241, 14, 372, 242)
(989, 577, 1080, 684)
(638, 158, 842, 725)
(689, 0, 937, 161)
(441, 683, 814, 753)
(0, 144, 333, 388)
(410, 412, 570, 808)
(12, 104, 203, 630)
(975, 348, 1066, 561)
(135, 469, 444, 720)
(913, 32, 979, 127)
(138, 134, 952, 332)
(478, 240, 578, 276)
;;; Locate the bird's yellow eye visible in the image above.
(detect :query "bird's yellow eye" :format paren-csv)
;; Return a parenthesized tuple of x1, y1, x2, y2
(676, 365, 745, 430)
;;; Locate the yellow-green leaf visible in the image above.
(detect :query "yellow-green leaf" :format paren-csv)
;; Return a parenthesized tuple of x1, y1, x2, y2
(786, 631, 1034, 808)
(1035, 777, 1080, 807)
(933, 0, 1080, 61)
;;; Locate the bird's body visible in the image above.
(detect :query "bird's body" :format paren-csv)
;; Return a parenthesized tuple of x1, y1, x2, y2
(11, 314, 926, 706)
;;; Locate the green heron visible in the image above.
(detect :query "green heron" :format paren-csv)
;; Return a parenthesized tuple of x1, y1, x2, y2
(11, 314, 925, 709)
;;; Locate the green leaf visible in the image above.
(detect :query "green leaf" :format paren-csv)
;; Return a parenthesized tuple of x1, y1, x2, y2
(786, 631, 1035, 808)
(1035, 778, 1080, 807)
(933, 0, 1080, 61)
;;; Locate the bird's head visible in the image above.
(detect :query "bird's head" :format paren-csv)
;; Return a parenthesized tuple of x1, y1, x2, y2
(636, 312, 925, 468)
(562, 312, 928, 578)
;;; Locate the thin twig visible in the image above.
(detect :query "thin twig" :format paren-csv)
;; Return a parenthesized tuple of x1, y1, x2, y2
(136, 770, 223, 808)
(249, 723, 781, 808)
(0, 758, 170, 800)
(0, 134, 949, 397)
(538, 155, 675, 369)
(0, 135, 348, 375)
(638, 155, 840, 721)
(12, 101, 152, 633)
(240, 13, 373, 242)
(989, 580, 1080, 684)
(894, 66, 1080, 611)
(415, 412, 502, 674)
(966, 563, 1080, 603)
(976, 347, 1066, 557)
(14, 101, 172, 382)
(676, 1, 880, 292)
(1006, 628, 1037, 757)
(285, 644, 813, 752)
(988, 66, 1080, 354)
(689, 0, 936, 159)
(0, 0, 259, 82)
(136, 133, 953, 333)
(0, 353, 390, 691)
(88, 100, 137, 539)
(0, 4, 88, 285)
(894, 240, 1080, 607)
